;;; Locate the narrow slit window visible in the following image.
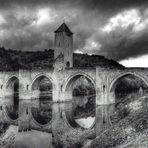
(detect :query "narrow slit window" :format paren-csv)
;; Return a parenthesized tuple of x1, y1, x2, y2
(103, 85, 105, 92)
(26, 108, 28, 114)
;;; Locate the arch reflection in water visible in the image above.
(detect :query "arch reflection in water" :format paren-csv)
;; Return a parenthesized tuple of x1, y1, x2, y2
(31, 76, 52, 125)
(65, 75, 96, 129)
(5, 77, 19, 120)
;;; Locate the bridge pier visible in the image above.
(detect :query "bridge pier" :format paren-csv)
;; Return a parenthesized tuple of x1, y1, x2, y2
(52, 102, 73, 147)
(95, 91, 115, 135)
(52, 86, 60, 102)
(0, 96, 4, 123)
(52, 72, 62, 102)
(18, 99, 31, 132)
(18, 88, 32, 132)
(52, 71, 73, 102)
(61, 91, 72, 102)
(95, 69, 115, 136)
(0, 89, 5, 108)
(18, 70, 32, 132)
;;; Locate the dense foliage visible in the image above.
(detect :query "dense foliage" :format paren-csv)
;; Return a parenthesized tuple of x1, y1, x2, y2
(0, 47, 123, 71)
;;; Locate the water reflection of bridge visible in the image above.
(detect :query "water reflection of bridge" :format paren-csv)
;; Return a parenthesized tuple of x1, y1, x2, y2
(0, 68, 148, 137)
(39, 91, 52, 96)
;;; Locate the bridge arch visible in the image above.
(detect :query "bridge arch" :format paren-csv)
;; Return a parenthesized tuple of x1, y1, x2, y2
(4, 75, 19, 89)
(109, 72, 148, 92)
(63, 72, 96, 129)
(63, 72, 96, 92)
(30, 73, 54, 91)
(4, 75, 19, 121)
(109, 71, 148, 125)
(30, 73, 53, 126)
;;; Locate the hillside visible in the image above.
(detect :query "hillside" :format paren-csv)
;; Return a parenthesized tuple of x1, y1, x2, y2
(0, 47, 124, 71)
(73, 54, 123, 68)
(89, 96, 148, 148)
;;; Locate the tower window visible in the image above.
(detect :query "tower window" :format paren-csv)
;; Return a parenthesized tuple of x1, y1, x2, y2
(66, 61, 70, 68)
(59, 42, 60, 47)
(26, 107, 28, 114)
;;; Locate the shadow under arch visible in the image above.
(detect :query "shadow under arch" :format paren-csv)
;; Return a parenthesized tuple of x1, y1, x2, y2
(4, 75, 19, 121)
(109, 72, 148, 92)
(30, 73, 54, 91)
(30, 74, 53, 126)
(5, 75, 19, 89)
(63, 72, 96, 129)
(63, 72, 96, 92)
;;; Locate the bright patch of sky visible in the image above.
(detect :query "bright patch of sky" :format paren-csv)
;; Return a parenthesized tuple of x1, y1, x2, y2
(120, 55, 148, 67)
(0, 15, 5, 24)
(102, 9, 141, 32)
(74, 49, 84, 54)
(101, 8, 148, 33)
(36, 8, 58, 25)
(84, 38, 101, 51)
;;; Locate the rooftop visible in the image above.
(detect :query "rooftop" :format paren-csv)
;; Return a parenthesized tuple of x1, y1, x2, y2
(55, 22, 73, 35)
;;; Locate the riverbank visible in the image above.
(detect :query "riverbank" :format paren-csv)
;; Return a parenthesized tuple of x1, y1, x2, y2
(89, 97, 148, 148)
(0, 125, 53, 148)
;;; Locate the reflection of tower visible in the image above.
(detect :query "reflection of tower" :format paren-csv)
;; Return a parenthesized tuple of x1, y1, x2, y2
(54, 22, 73, 68)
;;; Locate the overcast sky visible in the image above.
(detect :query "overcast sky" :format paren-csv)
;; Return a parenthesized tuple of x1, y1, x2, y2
(0, 0, 148, 67)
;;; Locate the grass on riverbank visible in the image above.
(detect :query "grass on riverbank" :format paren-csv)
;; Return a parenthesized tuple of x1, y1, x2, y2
(0, 123, 9, 137)
(90, 97, 148, 148)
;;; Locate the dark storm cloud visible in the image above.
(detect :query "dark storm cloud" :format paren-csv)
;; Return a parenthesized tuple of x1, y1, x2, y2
(0, 0, 148, 61)
(0, 0, 148, 11)
(98, 32, 148, 61)
(94, 8, 148, 61)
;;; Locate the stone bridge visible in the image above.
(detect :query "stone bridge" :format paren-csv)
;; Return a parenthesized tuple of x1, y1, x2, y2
(0, 67, 148, 136)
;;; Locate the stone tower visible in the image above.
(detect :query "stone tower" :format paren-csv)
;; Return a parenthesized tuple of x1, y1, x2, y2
(54, 22, 73, 68)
